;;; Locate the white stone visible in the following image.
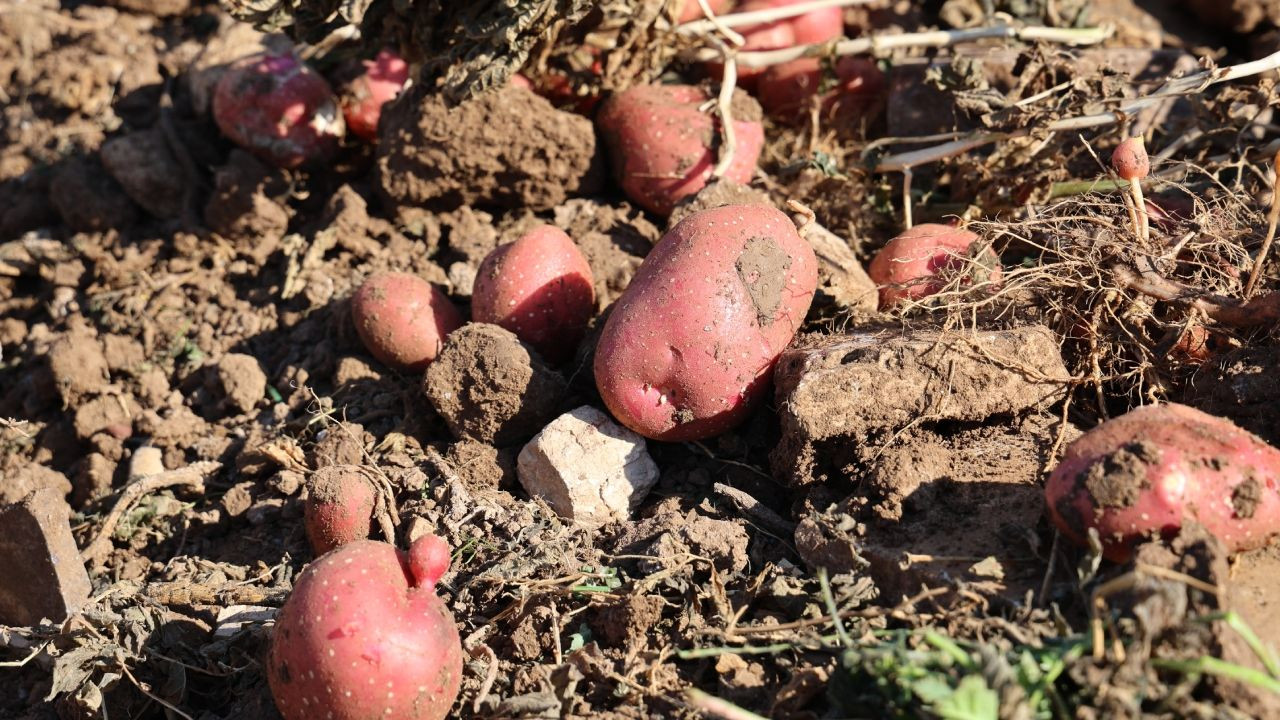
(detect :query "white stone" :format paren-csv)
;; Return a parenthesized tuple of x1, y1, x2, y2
(517, 406, 659, 527)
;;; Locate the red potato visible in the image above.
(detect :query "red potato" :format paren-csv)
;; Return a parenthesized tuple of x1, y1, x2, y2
(707, 17, 794, 88)
(598, 84, 764, 216)
(594, 204, 818, 441)
(756, 56, 885, 123)
(471, 225, 595, 364)
(351, 272, 464, 373)
(268, 536, 463, 720)
(304, 466, 376, 556)
(867, 223, 1002, 309)
(213, 52, 344, 169)
(1045, 403, 1280, 562)
(338, 49, 410, 143)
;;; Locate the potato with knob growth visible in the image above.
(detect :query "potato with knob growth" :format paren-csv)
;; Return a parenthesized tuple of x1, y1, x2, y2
(268, 536, 463, 720)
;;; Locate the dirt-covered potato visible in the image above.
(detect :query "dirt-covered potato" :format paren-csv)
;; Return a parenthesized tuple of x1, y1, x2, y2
(593, 204, 818, 441)
(868, 223, 1002, 309)
(1045, 403, 1280, 562)
(471, 224, 595, 364)
(350, 272, 463, 372)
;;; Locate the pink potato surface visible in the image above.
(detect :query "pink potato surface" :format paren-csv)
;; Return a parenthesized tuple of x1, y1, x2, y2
(593, 204, 818, 441)
(867, 223, 1002, 309)
(756, 56, 885, 123)
(351, 272, 463, 373)
(268, 536, 463, 720)
(740, 0, 843, 44)
(1045, 403, 1280, 562)
(597, 84, 764, 216)
(304, 466, 376, 556)
(339, 49, 410, 142)
(212, 52, 345, 169)
(471, 224, 595, 364)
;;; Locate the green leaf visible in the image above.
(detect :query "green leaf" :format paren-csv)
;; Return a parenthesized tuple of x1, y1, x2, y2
(933, 676, 999, 720)
(911, 675, 954, 704)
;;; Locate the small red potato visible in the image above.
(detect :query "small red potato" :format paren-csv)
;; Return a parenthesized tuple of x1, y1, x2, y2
(304, 465, 376, 556)
(1045, 403, 1280, 562)
(213, 52, 344, 169)
(742, 0, 843, 44)
(351, 272, 463, 372)
(594, 204, 818, 441)
(338, 49, 410, 143)
(472, 225, 595, 364)
(268, 536, 463, 720)
(867, 223, 1002, 309)
(756, 56, 885, 123)
(598, 84, 764, 216)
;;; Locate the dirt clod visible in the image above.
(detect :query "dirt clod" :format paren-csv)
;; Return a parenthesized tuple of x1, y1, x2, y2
(1082, 441, 1161, 509)
(100, 129, 186, 220)
(0, 488, 93, 626)
(378, 85, 604, 214)
(424, 323, 568, 447)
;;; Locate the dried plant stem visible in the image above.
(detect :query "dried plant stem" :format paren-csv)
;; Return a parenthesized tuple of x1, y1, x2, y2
(694, 0, 744, 45)
(84, 462, 220, 561)
(902, 167, 915, 230)
(678, 0, 872, 34)
(1113, 262, 1280, 327)
(689, 23, 1114, 67)
(711, 37, 740, 178)
(1244, 147, 1280, 298)
(685, 688, 770, 720)
(875, 49, 1280, 172)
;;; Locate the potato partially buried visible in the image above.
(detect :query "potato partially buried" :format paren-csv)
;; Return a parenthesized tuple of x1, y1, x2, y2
(593, 204, 818, 441)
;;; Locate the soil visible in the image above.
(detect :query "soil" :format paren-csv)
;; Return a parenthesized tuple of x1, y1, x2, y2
(4, 1, 1280, 719)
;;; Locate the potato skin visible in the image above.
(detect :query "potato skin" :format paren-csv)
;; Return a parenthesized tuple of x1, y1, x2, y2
(867, 223, 1001, 308)
(1046, 403, 1280, 562)
(351, 272, 463, 372)
(597, 84, 764, 216)
(338, 49, 409, 143)
(471, 225, 595, 364)
(593, 204, 818, 441)
(212, 52, 344, 169)
(757, 56, 885, 124)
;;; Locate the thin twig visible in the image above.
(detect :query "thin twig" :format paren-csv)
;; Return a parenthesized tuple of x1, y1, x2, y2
(1244, 147, 1280, 298)
(712, 483, 796, 537)
(685, 688, 771, 720)
(678, 0, 872, 35)
(84, 462, 220, 562)
(709, 36, 739, 179)
(688, 22, 1114, 67)
(472, 643, 498, 713)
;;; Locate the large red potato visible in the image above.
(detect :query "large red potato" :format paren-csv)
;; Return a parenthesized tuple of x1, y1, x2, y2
(351, 272, 463, 372)
(593, 204, 818, 441)
(472, 225, 595, 364)
(1046, 403, 1280, 562)
(868, 223, 1002, 309)
(268, 536, 463, 720)
(598, 84, 764, 216)
(213, 52, 345, 169)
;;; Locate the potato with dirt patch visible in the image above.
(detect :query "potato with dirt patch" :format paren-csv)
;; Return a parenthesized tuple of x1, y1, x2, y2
(336, 49, 409, 143)
(1045, 403, 1280, 562)
(868, 223, 1002, 308)
(597, 84, 763, 216)
(213, 52, 345, 169)
(593, 204, 818, 441)
(471, 225, 595, 364)
(351, 272, 463, 373)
